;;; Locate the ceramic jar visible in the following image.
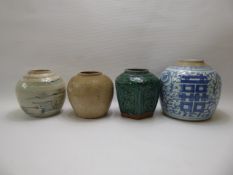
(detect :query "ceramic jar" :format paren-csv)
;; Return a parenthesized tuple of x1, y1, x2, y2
(160, 59, 221, 121)
(16, 70, 66, 117)
(115, 69, 160, 119)
(67, 71, 113, 118)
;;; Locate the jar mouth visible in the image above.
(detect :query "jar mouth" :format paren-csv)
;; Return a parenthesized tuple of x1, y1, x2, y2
(28, 69, 52, 75)
(79, 71, 102, 76)
(176, 59, 207, 66)
(125, 68, 149, 73)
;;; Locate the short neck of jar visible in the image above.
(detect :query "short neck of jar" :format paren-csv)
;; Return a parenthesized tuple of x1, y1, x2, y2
(125, 68, 149, 74)
(23, 69, 59, 82)
(24, 69, 55, 78)
(176, 59, 208, 66)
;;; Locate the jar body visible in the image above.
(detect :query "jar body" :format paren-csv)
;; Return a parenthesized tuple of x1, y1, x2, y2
(115, 69, 160, 119)
(160, 61, 221, 121)
(16, 70, 66, 117)
(67, 71, 113, 118)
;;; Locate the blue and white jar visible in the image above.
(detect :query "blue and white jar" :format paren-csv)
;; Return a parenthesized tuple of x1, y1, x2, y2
(16, 70, 66, 117)
(160, 59, 221, 121)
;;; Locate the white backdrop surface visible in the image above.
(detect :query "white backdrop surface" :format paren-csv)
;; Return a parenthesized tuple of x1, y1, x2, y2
(0, 0, 233, 175)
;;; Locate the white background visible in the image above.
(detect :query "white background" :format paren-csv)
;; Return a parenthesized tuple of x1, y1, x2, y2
(0, 0, 233, 174)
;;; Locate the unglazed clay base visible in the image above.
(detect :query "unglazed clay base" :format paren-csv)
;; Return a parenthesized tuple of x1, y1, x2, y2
(121, 112, 154, 120)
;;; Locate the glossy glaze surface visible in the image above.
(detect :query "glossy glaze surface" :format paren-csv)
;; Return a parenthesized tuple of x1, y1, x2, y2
(160, 59, 221, 121)
(16, 70, 66, 117)
(115, 69, 160, 119)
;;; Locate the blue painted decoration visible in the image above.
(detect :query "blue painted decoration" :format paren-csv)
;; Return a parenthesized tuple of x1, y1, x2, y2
(160, 61, 221, 121)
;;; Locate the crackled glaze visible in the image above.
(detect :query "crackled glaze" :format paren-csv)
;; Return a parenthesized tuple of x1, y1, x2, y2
(16, 70, 66, 117)
(160, 59, 221, 121)
(115, 69, 160, 119)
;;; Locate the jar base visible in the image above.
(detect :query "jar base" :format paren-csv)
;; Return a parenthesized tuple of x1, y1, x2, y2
(121, 112, 153, 120)
(25, 110, 61, 118)
(75, 112, 108, 119)
(162, 111, 212, 122)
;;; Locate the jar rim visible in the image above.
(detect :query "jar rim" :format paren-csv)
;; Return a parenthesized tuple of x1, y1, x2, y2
(28, 69, 52, 75)
(125, 68, 149, 73)
(23, 69, 59, 82)
(79, 71, 102, 76)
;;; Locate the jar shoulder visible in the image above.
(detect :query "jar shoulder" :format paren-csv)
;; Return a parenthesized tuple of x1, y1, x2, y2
(160, 66, 222, 85)
(162, 65, 217, 73)
(16, 77, 65, 91)
(68, 74, 113, 87)
(116, 72, 159, 84)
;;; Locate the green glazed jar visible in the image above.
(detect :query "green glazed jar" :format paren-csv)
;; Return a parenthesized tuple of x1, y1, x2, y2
(115, 68, 160, 119)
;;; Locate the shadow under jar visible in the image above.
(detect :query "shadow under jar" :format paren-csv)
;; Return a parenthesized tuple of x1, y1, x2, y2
(67, 71, 113, 119)
(115, 68, 160, 120)
(16, 69, 66, 117)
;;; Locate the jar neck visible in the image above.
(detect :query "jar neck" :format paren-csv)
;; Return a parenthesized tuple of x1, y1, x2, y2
(79, 71, 102, 76)
(176, 59, 208, 66)
(26, 70, 54, 77)
(23, 69, 59, 82)
(125, 68, 149, 74)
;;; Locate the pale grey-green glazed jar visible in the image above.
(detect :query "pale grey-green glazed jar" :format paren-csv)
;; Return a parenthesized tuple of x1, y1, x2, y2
(16, 70, 66, 117)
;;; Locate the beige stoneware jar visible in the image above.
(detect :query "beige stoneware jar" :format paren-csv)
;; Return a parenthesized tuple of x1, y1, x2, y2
(67, 71, 113, 119)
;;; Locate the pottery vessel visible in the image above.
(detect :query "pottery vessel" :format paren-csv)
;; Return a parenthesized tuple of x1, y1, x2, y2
(160, 59, 221, 121)
(115, 69, 160, 119)
(16, 70, 66, 117)
(67, 71, 113, 118)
